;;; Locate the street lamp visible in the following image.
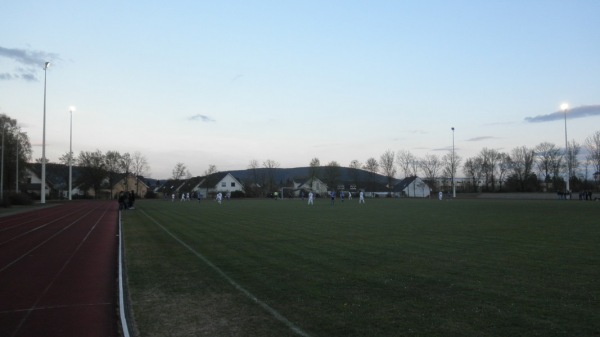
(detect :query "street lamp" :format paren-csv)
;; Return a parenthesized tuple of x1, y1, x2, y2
(561, 102, 569, 195)
(15, 132, 19, 193)
(451, 127, 456, 198)
(69, 106, 75, 200)
(41, 61, 50, 204)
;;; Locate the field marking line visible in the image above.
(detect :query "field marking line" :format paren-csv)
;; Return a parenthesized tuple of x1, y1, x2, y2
(118, 211, 131, 337)
(139, 209, 312, 337)
(10, 203, 111, 337)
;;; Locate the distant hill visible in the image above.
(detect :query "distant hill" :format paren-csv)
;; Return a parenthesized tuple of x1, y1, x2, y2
(225, 166, 398, 186)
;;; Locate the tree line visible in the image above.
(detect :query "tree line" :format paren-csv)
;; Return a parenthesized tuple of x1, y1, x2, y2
(59, 150, 150, 198)
(174, 130, 600, 195)
(2, 110, 599, 202)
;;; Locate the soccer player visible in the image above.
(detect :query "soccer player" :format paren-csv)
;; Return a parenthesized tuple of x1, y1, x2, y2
(330, 191, 335, 205)
(439, 191, 443, 201)
(359, 191, 365, 204)
(340, 190, 344, 202)
(308, 191, 314, 205)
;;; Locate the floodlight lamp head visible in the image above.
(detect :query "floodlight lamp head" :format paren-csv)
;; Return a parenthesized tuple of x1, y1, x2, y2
(44, 62, 50, 69)
(560, 103, 569, 111)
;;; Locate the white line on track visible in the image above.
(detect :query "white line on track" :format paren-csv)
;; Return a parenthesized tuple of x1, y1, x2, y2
(10, 203, 111, 337)
(0, 206, 102, 273)
(0, 208, 88, 245)
(140, 209, 312, 337)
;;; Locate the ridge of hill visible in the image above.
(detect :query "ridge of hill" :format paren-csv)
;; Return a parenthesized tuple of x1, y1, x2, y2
(225, 166, 397, 185)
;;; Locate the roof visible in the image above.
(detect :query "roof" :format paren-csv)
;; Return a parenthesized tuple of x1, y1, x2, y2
(392, 176, 426, 192)
(155, 179, 185, 193)
(178, 176, 205, 191)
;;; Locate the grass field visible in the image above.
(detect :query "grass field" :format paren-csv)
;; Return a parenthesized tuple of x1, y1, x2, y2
(122, 197, 600, 337)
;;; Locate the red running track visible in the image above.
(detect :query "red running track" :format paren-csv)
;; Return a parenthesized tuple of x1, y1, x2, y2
(0, 201, 121, 337)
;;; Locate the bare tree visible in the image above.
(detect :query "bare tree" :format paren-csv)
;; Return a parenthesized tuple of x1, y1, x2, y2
(131, 151, 150, 196)
(1, 115, 32, 194)
(105, 151, 123, 198)
(585, 131, 600, 175)
(396, 150, 416, 178)
(248, 159, 259, 173)
(117, 152, 133, 192)
(463, 157, 485, 192)
(203, 164, 219, 196)
(497, 152, 511, 191)
(535, 142, 561, 190)
(172, 162, 187, 180)
(362, 157, 379, 192)
(567, 140, 581, 182)
(349, 159, 362, 189)
(420, 154, 441, 191)
(349, 160, 362, 169)
(309, 158, 321, 183)
(379, 150, 396, 195)
(510, 146, 536, 191)
(247, 159, 261, 196)
(477, 148, 503, 192)
(204, 164, 218, 176)
(132, 151, 150, 177)
(324, 161, 341, 191)
(409, 157, 421, 178)
(263, 159, 280, 192)
(363, 158, 379, 173)
(442, 151, 462, 194)
(120, 152, 132, 174)
(77, 150, 107, 198)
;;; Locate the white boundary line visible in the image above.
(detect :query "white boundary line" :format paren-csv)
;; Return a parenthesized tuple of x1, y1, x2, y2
(118, 211, 131, 337)
(140, 209, 312, 337)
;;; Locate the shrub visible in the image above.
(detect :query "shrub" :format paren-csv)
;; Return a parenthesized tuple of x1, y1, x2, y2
(9, 193, 33, 206)
(231, 190, 245, 198)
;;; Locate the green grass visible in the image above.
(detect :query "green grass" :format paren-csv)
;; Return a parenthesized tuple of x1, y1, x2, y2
(122, 198, 600, 337)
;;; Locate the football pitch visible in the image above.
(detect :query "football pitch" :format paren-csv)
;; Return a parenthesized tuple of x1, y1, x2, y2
(122, 197, 600, 337)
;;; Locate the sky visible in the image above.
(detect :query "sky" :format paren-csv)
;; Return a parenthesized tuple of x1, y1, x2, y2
(1, 1, 599, 179)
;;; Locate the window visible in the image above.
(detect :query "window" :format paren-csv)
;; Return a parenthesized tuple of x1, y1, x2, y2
(221, 182, 226, 187)
(231, 182, 236, 187)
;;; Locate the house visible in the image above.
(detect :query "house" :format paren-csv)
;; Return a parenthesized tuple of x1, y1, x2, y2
(22, 167, 52, 198)
(111, 173, 150, 199)
(155, 179, 186, 199)
(178, 176, 206, 197)
(392, 176, 431, 198)
(292, 177, 328, 196)
(196, 172, 244, 198)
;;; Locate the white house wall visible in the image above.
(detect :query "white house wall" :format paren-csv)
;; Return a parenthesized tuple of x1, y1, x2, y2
(215, 174, 244, 193)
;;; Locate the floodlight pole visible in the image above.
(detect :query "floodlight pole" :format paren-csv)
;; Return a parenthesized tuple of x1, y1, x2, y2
(16, 133, 19, 193)
(69, 107, 74, 200)
(561, 103, 569, 196)
(41, 62, 50, 204)
(1, 125, 5, 200)
(451, 127, 456, 198)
